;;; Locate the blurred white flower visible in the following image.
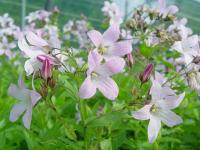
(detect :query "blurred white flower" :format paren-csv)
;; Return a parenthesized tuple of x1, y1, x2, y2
(102, 1, 122, 25)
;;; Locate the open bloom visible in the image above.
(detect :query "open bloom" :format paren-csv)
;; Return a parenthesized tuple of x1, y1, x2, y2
(79, 51, 125, 100)
(8, 75, 41, 129)
(87, 23, 132, 59)
(168, 18, 192, 39)
(172, 35, 200, 65)
(132, 72, 185, 143)
(18, 31, 59, 78)
(157, 0, 178, 18)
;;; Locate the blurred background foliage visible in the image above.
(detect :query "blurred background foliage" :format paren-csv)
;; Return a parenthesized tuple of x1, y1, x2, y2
(0, 0, 200, 32)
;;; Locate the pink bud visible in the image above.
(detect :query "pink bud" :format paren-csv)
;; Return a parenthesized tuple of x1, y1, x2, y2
(139, 64, 154, 84)
(127, 53, 134, 67)
(37, 55, 54, 79)
(193, 56, 200, 64)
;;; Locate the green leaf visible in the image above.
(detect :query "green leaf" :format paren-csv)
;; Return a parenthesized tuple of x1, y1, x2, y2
(100, 139, 112, 150)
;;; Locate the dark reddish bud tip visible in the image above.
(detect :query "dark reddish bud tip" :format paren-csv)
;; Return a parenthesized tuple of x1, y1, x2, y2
(139, 64, 154, 84)
(193, 56, 200, 64)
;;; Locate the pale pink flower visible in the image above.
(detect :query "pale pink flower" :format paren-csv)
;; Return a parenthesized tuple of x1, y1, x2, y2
(79, 51, 125, 100)
(157, 0, 178, 18)
(132, 72, 185, 143)
(8, 75, 41, 129)
(88, 23, 132, 59)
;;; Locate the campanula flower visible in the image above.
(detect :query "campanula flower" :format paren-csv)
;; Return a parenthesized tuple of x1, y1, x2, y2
(79, 51, 125, 100)
(132, 72, 185, 143)
(8, 75, 41, 129)
(87, 23, 132, 59)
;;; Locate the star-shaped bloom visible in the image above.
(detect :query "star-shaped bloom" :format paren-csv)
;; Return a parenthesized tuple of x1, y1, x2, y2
(8, 75, 41, 129)
(87, 23, 132, 59)
(132, 72, 185, 143)
(79, 51, 125, 100)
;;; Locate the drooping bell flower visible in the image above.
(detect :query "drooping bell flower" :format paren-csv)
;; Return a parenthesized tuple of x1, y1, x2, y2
(37, 55, 55, 79)
(8, 75, 41, 129)
(132, 72, 185, 143)
(139, 64, 154, 84)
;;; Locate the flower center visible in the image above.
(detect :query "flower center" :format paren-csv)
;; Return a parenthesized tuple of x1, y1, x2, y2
(91, 72, 98, 78)
(150, 104, 158, 113)
(98, 46, 107, 54)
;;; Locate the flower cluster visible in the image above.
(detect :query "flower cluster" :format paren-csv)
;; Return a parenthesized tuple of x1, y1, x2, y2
(2, 0, 200, 146)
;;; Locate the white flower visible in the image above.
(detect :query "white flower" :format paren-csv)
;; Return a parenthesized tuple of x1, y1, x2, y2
(172, 35, 200, 65)
(132, 72, 185, 143)
(102, 1, 122, 25)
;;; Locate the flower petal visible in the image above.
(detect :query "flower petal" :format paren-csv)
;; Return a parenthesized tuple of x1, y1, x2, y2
(22, 108, 32, 129)
(107, 41, 132, 57)
(132, 105, 151, 120)
(8, 84, 29, 101)
(24, 59, 42, 76)
(88, 51, 102, 70)
(18, 37, 45, 58)
(96, 77, 119, 100)
(96, 57, 125, 76)
(79, 76, 97, 99)
(26, 32, 48, 47)
(9, 103, 26, 122)
(157, 109, 183, 127)
(148, 115, 161, 143)
(161, 92, 185, 109)
(102, 23, 120, 46)
(87, 30, 103, 47)
(30, 91, 41, 106)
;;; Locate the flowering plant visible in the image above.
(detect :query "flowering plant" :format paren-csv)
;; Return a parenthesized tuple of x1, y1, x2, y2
(0, 0, 200, 149)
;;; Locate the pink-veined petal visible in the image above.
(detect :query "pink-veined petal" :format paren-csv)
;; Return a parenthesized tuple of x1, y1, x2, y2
(96, 57, 125, 76)
(157, 109, 183, 127)
(102, 23, 120, 46)
(87, 30, 103, 47)
(79, 76, 97, 99)
(88, 51, 102, 70)
(96, 77, 119, 100)
(22, 107, 32, 129)
(107, 41, 132, 57)
(26, 32, 48, 47)
(9, 103, 26, 122)
(132, 105, 151, 120)
(148, 115, 161, 143)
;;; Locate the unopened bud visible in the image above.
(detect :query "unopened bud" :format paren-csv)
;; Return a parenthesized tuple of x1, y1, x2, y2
(139, 64, 154, 84)
(127, 53, 134, 67)
(193, 56, 200, 64)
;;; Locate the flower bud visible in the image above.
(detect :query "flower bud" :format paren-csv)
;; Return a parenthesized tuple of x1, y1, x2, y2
(192, 56, 200, 64)
(127, 53, 134, 67)
(139, 64, 154, 84)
